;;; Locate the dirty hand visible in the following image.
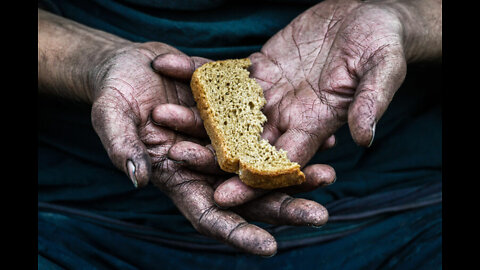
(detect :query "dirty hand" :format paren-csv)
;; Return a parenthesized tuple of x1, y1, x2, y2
(39, 10, 329, 256)
(214, 0, 441, 206)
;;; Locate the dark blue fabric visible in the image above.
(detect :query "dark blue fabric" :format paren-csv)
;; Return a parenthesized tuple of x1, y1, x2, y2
(39, 0, 317, 59)
(38, 0, 442, 268)
(38, 203, 441, 269)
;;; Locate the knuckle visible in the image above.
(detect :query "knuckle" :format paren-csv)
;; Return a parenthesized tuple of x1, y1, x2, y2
(226, 222, 248, 242)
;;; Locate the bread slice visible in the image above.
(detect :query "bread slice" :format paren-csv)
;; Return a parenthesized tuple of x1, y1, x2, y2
(190, 58, 305, 189)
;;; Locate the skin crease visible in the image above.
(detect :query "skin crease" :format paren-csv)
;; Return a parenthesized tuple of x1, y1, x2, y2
(153, 0, 441, 207)
(38, 9, 334, 256)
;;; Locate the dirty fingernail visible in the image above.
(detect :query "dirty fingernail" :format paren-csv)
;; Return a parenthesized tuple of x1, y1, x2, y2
(171, 159, 186, 164)
(261, 250, 277, 258)
(326, 177, 337, 186)
(127, 160, 138, 188)
(367, 121, 376, 148)
(213, 201, 229, 210)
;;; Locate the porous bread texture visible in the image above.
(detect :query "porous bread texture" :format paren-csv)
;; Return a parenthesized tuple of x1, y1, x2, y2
(190, 58, 305, 189)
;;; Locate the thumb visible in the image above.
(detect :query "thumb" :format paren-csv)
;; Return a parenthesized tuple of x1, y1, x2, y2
(91, 96, 151, 188)
(151, 53, 211, 80)
(348, 51, 407, 147)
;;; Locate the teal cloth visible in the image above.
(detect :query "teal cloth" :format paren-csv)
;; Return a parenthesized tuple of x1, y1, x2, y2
(38, 0, 442, 268)
(39, 0, 317, 59)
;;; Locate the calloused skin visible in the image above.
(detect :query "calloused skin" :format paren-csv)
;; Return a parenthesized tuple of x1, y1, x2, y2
(38, 9, 335, 256)
(154, 0, 441, 207)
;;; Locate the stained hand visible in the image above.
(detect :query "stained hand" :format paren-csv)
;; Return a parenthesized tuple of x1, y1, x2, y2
(91, 43, 328, 256)
(214, 0, 411, 206)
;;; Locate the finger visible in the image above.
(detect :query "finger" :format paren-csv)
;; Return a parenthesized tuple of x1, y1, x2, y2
(348, 52, 407, 147)
(167, 141, 227, 175)
(159, 167, 277, 256)
(278, 164, 336, 194)
(214, 164, 335, 208)
(214, 176, 267, 208)
(261, 83, 335, 154)
(152, 53, 211, 80)
(172, 81, 196, 107)
(319, 134, 336, 151)
(151, 103, 208, 138)
(234, 192, 329, 227)
(91, 96, 151, 188)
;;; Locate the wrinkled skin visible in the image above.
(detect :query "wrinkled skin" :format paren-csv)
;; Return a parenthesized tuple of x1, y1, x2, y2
(40, 0, 441, 256)
(89, 42, 330, 256)
(251, 0, 407, 150)
(154, 0, 408, 206)
(216, 0, 409, 204)
(90, 42, 207, 187)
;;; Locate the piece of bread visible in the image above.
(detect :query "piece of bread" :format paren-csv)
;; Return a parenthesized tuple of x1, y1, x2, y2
(190, 58, 305, 189)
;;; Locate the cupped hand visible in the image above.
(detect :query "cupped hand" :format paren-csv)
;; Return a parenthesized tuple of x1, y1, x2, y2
(250, 0, 408, 150)
(152, 0, 408, 207)
(213, 0, 412, 206)
(90, 42, 329, 256)
(90, 42, 210, 187)
(149, 54, 335, 256)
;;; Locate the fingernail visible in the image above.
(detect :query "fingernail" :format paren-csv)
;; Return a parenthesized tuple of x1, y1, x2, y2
(261, 251, 277, 258)
(367, 121, 376, 148)
(150, 53, 168, 70)
(171, 159, 186, 165)
(127, 160, 138, 188)
(213, 201, 229, 210)
(326, 177, 337, 186)
(308, 224, 325, 229)
(150, 118, 164, 127)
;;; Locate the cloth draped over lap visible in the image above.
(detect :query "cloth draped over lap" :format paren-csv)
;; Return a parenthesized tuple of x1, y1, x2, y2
(38, 0, 442, 268)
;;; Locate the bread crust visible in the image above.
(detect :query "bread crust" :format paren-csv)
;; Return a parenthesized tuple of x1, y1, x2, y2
(190, 58, 306, 189)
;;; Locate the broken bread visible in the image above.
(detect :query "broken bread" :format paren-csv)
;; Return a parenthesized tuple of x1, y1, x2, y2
(190, 58, 305, 189)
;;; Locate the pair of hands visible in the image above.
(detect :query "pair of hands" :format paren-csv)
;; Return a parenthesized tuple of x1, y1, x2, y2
(88, 0, 439, 256)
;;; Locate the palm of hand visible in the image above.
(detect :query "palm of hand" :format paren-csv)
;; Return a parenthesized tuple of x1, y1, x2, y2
(91, 42, 202, 186)
(90, 42, 331, 256)
(250, 0, 407, 165)
(89, 43, 262, 253)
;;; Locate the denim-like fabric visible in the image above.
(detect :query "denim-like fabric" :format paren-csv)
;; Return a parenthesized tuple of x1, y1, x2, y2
(38, 201, 441, 269)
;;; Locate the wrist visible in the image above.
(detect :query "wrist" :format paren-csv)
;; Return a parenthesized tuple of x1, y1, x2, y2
(85, 42, 134, 103)
(375, 0, 442, 63)
(38, 9, 132, 103)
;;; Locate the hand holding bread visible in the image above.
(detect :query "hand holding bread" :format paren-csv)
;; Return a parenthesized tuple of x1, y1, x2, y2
(149, 53, 331, 256)
(150, 0, 428, 255)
